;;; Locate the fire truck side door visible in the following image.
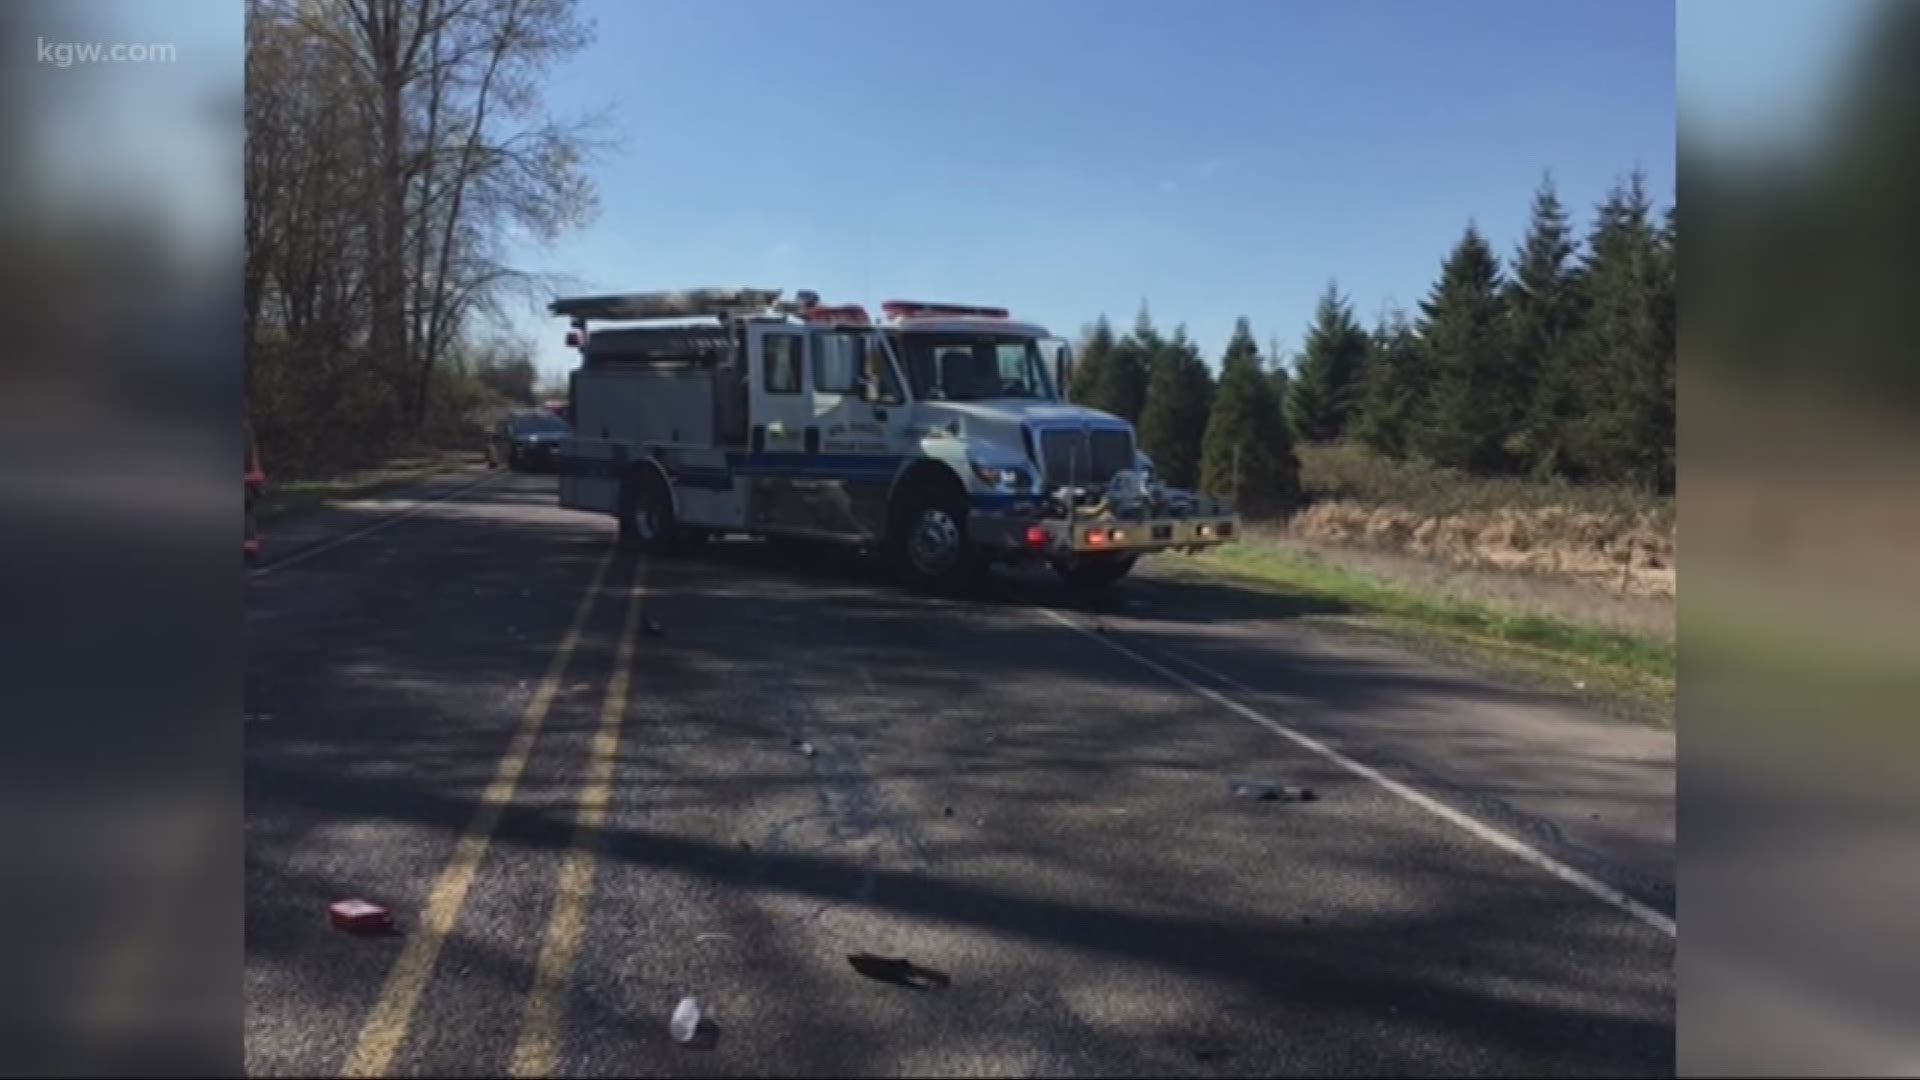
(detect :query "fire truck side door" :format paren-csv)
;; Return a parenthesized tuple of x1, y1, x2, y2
(806, 328, 908, 539)
(747, 323, 809, 454)
(744, 322, 825, 534)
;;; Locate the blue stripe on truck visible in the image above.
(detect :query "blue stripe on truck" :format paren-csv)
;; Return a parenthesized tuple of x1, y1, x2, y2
(564, 453, 1042, 510)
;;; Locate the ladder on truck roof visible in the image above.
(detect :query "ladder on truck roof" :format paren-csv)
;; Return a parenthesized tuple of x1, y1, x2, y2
(550, 287, 813, 323)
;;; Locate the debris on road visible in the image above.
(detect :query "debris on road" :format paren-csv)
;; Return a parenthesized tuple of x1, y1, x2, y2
(327, 898, 393, 936)
(1230, 779, 1316, 802)
(847, 952, 951, 990)
(796, 741, 816, 757)
(670, 995, 704, 1044)
(943, 805, 954, 817)
(642, 615, 665, 637)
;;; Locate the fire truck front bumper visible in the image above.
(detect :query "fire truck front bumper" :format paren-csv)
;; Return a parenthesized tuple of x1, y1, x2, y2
(969, 509, 1239, 559)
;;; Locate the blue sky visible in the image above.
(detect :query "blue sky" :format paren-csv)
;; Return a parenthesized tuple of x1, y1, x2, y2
(508, 0, 1677, 380)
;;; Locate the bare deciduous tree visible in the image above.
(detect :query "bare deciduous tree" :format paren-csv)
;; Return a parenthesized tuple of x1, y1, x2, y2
(245, 0, 599, 472)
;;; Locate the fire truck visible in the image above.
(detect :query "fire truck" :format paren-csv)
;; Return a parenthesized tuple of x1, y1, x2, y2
(551, 287, 1237, 591)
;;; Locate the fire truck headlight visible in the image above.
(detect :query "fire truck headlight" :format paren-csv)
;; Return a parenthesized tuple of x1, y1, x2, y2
(970, 459, 1034, 491)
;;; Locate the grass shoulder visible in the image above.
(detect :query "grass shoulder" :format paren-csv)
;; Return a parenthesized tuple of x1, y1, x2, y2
(255, 450, 478, 525)
(1166, 539, 1675, 724)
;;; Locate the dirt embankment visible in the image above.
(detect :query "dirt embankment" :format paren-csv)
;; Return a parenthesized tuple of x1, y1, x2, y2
(1284, 501, 1676, 599)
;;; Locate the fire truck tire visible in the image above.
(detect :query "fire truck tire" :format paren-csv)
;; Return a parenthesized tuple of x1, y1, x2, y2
(890, 482, 982, 593)
(617, 470, 676, 555)
(1053, 552, 1137, 590)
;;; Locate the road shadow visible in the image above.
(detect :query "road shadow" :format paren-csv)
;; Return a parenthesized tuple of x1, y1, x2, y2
(245, 475, 1673, 1076)
(678, 533, 1357, 624)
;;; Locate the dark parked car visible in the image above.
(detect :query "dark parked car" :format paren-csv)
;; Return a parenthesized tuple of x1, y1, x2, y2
(487, 410, 572, 472)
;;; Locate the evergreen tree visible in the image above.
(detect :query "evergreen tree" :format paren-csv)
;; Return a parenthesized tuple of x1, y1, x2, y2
(1067, 316, 1116, 406)
(1201, 317, 1300, 514)
(1508, 174, 1586, 477)
(1086, 302, 1154, 422)
(1135, 326, 1215, 489)
(1567, 171, 1674, 492)
(1102, 337, 1151, 423)
(1352, 306, 1428, 459)
(1265, 340, 1293, 439)
(1131, 301, 1163, 354)
(1286, 282, 1370, 442)
(1415, 223, 1511, 472)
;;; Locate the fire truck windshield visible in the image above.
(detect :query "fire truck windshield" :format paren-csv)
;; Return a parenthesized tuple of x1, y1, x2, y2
(891, 332, 1057, 402)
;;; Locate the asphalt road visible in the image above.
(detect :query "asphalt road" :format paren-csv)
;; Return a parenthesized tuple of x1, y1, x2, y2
(245, 468, 1675, 1077)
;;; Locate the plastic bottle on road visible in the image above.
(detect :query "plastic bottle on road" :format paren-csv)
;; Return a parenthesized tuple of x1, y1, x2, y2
(670, 995, 703, 1044)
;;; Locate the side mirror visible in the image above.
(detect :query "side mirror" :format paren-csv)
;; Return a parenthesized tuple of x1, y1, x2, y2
(1052, 344, 1073, 399)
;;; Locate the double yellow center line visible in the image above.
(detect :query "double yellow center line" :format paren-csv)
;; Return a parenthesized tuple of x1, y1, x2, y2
(509, 559, 649, 1076)
(341, 548, 651, 1078)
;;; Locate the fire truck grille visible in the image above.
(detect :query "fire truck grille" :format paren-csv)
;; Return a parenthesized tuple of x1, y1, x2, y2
(1037, 427, 1134, 488)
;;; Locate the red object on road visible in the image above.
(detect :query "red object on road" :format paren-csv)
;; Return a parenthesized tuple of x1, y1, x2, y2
(328, 899, 393, 935)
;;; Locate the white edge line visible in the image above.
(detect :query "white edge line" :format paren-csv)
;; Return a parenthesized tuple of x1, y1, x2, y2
(1039, 606, 1678, 939)
(248, 469, 501, 579)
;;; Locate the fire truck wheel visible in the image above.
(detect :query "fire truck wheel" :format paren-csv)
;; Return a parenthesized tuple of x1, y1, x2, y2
(891, 483, 981, 593)
(618, 471, 676, 555)
(1053, 552, 1137, 590)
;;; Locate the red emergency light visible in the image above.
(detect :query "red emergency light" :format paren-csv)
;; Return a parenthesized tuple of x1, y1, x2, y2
(798, 304, 871, 325)
(881, 300, 1011, 321)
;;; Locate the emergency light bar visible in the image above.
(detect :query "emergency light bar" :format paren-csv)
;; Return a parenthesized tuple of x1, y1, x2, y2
(798, 304, 871, 325)
(881, 300, 1011, 320)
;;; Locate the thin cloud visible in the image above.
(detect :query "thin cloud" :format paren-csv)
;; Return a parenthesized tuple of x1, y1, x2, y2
(1194, 156, 1226, 179)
